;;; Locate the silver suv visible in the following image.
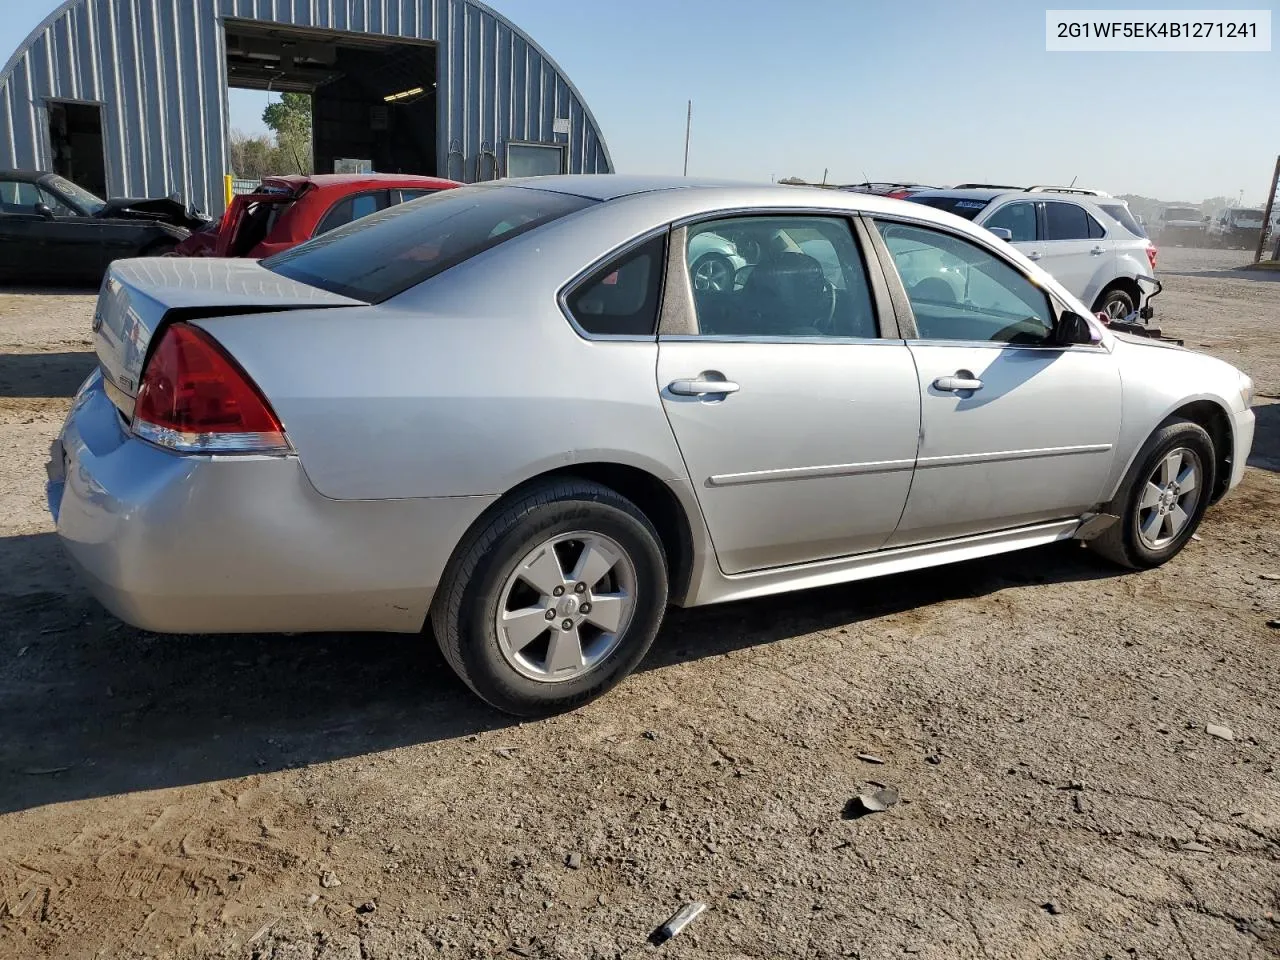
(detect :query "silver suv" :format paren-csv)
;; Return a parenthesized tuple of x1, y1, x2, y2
(908, 186, 1157, 320)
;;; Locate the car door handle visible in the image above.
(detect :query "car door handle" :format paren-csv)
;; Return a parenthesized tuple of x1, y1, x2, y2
(668, 377, 740, 397)
(1090, 245, 1105, 255)
(1027, 251, 1042, 261)
(933, 374, 983, 393)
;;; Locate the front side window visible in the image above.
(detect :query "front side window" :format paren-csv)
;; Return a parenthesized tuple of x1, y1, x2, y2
(875, 220, 1055, 346)
(564, 234, 666, 336)
(1043, 201, 1093, 241)
(39, 186, 78, 217)
(265, 185, 595, 302)
(684, 216, 878, 339)
(983, 201, 1037, 242)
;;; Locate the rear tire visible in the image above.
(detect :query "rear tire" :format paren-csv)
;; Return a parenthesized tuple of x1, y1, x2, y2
(1093, 285, 1136, 320)
(1088, 418, 1215, 569)
(430, 479, 668, 716)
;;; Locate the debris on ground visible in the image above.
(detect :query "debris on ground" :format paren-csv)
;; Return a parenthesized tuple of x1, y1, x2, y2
(1205, 724, 1234, 741)
(1180, 841, 1212, 853)
(320, 871, 342, 888)
(649, 901, 708, 945)
(356, 900, 376, 914)
(1042, 900, 1063, 915)
(842, 786, 901, 819)
(565, 852, 582, 870)
(856, 753, 886, 765)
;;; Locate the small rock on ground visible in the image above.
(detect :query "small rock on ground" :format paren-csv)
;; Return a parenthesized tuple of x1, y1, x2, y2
(1205, 723, 1234, 741)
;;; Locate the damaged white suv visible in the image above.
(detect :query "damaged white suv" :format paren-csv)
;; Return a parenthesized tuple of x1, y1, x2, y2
(908, 186, 1158, 320)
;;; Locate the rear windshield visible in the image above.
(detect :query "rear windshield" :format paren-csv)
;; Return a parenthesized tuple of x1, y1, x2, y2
(263, 185, 595, 302)
(1163, 207, 1200, 221)
(1100, 203, 1147, 237)
(906, 195, 992, 220)
(1230, 209, 1265, 219)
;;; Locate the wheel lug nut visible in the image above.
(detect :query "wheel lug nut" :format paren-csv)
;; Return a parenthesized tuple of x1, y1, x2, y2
(553, 586, 565, 597)
(580, 603, 591, 614)
(562, 619, 574, 631)
(544, 609, 556, 621)
(574, 582, 587, 593)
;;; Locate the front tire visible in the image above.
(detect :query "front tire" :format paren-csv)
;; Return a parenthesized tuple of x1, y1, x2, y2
(1088, 418, 1215, 569)
(430, 479, 669, 716)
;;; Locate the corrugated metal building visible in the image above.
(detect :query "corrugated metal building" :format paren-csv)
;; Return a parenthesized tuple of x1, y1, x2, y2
(0, 0, 613, 214)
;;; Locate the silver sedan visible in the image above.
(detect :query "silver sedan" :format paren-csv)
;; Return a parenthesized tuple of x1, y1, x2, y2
(48, 176, 1257, 714)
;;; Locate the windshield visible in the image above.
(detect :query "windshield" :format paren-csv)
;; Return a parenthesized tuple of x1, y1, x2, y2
(264, 185, 595, 302)
(906, 196, 992, 221)
(1164, 207, 1200, 220)
(1229, 209, 1265, 220)
(47, 175, 105, 215)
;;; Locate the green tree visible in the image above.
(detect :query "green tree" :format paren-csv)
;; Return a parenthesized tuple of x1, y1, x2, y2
(263, 93, 313, 174)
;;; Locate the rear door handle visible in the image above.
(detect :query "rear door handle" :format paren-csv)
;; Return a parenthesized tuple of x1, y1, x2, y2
(933, 374, 983, 393)
(668, 376, 740, 397)
(1027, 251, 1042, 261)
(1090, 245, 1106, 255)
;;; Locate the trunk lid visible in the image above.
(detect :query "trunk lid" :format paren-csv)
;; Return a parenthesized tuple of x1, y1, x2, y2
(93, 257, 362, 417)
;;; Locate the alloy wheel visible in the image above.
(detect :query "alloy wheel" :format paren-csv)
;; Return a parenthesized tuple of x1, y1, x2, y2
(1136, 447, 1201, 549)
(495, 532, 637, 682)
(692, 255, 734, 293)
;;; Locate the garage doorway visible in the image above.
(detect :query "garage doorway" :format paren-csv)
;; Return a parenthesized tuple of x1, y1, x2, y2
(47, 100, 107, 198)
(223, 20, 438, 178)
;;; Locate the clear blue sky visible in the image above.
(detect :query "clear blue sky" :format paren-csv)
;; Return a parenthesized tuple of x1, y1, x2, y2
(3, 0, 1276, 202)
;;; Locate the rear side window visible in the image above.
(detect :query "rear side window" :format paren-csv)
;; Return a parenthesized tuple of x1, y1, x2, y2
(564, 234, 667, 337)
(314, 190, 389, 237)
(265, 185, 595, 302)
(1044, 201, 1097, 241)
(1102, 203, 1147, 237)
(907, 196, 992, 221)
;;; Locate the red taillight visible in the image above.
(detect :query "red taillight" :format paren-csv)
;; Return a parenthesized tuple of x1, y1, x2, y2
(133, 323, 289, 454)
(1146, 244, 1158, 271)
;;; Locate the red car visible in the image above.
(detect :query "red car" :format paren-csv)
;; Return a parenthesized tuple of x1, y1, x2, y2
(173, 173, 461, 258)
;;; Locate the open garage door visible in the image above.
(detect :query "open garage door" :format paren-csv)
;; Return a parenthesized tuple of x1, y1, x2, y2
(224, 20, 438, 177)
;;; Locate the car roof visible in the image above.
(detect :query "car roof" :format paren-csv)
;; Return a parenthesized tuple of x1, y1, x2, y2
(504, 174, 780, 201)
(0, 169, 53, 182)
(261, 173, 461, 190)
(907, 188, 1012, 202)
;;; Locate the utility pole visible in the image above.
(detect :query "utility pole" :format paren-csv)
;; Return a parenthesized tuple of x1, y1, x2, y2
(683, 100, 692, 176)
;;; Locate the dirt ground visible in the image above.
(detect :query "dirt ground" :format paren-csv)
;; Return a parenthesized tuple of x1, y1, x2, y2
(0, 248, 1277, 960)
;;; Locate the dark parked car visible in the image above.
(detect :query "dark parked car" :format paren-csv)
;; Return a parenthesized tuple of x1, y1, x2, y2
(0, 170, 207, 285)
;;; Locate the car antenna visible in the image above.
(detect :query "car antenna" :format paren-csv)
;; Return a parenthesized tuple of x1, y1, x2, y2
(1069, 175, 1078, 187)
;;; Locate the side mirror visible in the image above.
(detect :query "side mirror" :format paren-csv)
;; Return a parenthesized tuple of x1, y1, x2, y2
(34, 202, 55, 220)
(986, 226, 1014, 242)
(1054, 310, 1096, 346)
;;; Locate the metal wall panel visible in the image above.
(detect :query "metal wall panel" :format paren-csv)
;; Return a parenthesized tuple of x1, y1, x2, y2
(0, 0, 612, 214)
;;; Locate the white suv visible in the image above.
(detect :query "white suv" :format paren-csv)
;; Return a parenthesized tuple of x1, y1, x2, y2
(907, 186, 1158, 320)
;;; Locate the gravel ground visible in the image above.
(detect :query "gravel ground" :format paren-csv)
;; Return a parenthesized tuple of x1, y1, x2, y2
(0, 248, 1277, 960)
